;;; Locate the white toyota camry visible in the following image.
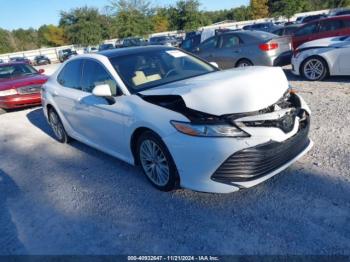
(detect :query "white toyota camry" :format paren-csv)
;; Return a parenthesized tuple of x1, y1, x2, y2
(42, 46, 313, 193)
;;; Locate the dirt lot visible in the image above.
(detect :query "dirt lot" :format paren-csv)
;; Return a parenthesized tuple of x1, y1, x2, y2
(0, 65, 349, 255)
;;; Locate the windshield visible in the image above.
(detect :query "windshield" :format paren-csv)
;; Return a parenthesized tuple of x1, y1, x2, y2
(0, 64, 38, 79)
(109, 49, 216, 93)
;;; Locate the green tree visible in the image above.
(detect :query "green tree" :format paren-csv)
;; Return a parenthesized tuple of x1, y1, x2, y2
(0, 28, 14, 54)
(12, 28, 39, 51)
(38, 24, 67, 47)
(152, 13, 170, 33)
(269, 0, 308, 19)
(107, 0, 153, 38)
(228, 5, 252, 21)
(59, 6, 109, 45)
(172, 0, 207, 31)
(250, 0, 269, 19)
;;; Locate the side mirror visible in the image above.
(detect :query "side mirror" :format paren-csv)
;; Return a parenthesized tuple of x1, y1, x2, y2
(92, 84, 116, 105)
(210, 62, 219, 68)
(38, 69, 45, 74)
(92, 84, 112, 97)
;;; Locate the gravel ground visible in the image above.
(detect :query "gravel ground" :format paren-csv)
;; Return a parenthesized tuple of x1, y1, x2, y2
(0, 66, 349, 255)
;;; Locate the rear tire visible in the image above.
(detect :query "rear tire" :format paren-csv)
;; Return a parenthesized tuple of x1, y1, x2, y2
(301, 56, 328, 81)
(48, 108, 70, 143)
(236, 59, 253, 67)
(136, 131, 179, 191)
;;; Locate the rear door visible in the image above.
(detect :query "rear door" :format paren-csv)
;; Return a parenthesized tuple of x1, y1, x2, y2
(293, 22, 319, 49)
(54, 59, 87, 133)
(214, 34, 242, 69)
(195, 36, 220, 64)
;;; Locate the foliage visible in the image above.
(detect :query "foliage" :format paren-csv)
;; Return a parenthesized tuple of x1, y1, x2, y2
(12, 28, 39, 51)
(0, 29, 13, 54)
(269, 0, 308, 19)
(59, 6, 114, 46)
(250, 0, 269, 19)
(107, 0, 153, 38)
(1, 0, 350, 54)
(38, 25, 67, 47)
(172, 0, 206, 31)
(152, 13, 170, 33)
(229, 5, 252, 21)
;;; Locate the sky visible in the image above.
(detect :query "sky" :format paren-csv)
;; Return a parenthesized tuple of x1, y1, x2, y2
(0, 0, 249, 30)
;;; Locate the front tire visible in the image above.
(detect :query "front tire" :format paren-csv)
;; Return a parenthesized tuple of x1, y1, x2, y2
(301, 56, 328, 81)
(48, 109, 69, 143)
(137, 131, 179, 191)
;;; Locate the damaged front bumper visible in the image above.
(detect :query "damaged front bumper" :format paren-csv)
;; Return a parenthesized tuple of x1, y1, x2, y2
(163, 93, 313, 193)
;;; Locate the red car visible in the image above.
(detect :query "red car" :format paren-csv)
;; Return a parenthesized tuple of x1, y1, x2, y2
(292, 15, 350, 49)
(0, 62, 48, 114)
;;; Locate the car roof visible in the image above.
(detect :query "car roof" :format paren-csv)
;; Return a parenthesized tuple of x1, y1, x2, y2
(303, 14, 350, 25)
(98, 46, 174, 58)
(222, 30, 275, 38)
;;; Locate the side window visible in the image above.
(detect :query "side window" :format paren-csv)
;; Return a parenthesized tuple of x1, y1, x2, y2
(221, 35, 240, 48)
(319, 20, 342, 32)
(200, 37, 218, 50)
(273, 29, 283, 36)
(57, 60, 83, 90)
(294, 23, 318, 37)
(81, 60, 118, 96)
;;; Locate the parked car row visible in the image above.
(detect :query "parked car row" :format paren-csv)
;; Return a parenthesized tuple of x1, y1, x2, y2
(191, 30, 292, 68)
(0, 55, 52, 66)
(179, 15, 350, 82)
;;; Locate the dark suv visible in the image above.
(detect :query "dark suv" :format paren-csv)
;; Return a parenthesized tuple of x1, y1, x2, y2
(292, 15, 350, 49)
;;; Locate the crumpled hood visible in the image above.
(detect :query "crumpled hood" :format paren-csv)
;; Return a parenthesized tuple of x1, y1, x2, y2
(140, 66, 289, 115)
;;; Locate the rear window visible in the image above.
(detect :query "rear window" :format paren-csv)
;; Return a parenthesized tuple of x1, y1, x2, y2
(294, 23, 318, 36)
(248, 31, 276, 41)
(57, 60, 83, 90)
(0, 64, 37, 79)
(319, 20, 343, 32)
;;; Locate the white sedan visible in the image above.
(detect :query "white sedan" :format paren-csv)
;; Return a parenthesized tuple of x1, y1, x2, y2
(42, 46, 312, 193)
(292, 36, 350, 81)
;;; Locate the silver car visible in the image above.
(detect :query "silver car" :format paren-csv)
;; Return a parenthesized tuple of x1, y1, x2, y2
(193, 31, 292, 69)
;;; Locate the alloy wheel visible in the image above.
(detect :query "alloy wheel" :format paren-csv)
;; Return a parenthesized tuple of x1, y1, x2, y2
(49, 111, 64, 141)
(303, 58, 325, 80)
(139, 139, 170, 187)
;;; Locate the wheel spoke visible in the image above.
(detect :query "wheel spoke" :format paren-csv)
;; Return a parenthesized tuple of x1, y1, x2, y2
(139, 139, 170, 187)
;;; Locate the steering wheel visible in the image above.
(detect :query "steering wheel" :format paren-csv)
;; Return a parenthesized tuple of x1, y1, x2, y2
(165, 69, 177, 78)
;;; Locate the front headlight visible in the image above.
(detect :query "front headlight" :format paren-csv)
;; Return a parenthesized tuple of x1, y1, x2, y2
(0, 89, 17, 97)
(171, 121, 249, 137)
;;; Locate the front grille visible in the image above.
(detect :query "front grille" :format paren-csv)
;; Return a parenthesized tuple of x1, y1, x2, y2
(212, 116, 310, 183)
(17, 85, 42, 95)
